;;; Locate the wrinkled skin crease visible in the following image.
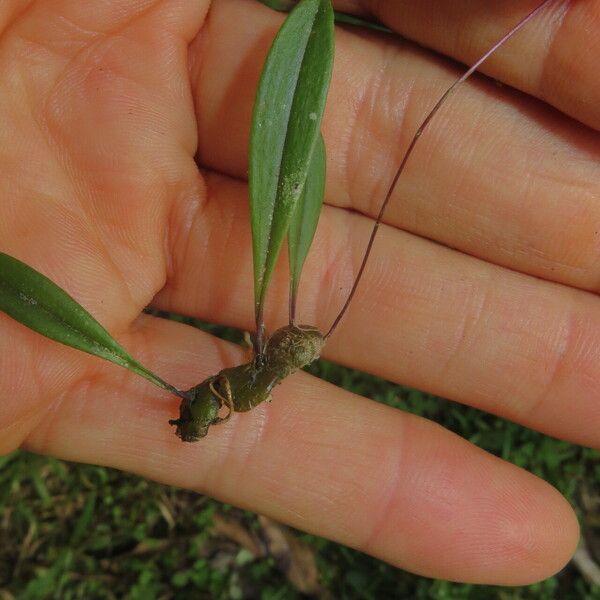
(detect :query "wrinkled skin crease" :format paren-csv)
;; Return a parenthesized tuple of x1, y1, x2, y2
(170, 324, 325, 441)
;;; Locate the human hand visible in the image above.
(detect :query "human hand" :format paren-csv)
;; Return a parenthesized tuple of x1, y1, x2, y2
(1, 0, 597, 585)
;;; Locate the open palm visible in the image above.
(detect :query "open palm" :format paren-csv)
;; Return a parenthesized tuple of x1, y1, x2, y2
(1, 0, 599, 586)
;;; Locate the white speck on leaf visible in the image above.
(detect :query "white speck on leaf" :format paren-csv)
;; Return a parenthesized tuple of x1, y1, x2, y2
(282, 175, 302, 205)
(309, 112, 317, 121)
(19, 292, 37, 306)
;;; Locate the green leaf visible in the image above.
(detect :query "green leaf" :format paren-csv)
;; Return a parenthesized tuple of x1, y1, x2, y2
(288, 133, 326, 320)
(332, 11, 391, 33)
(0, 252, 181, 396)
(249, 0, 334, 328)
(256, 0, 391, 33)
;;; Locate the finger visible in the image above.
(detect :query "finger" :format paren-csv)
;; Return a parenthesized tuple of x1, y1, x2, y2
(334, 0, 600, 131)
(158, 172, 600, 449)
(193, 0, 600, 292)
(22, 313, 579, 585)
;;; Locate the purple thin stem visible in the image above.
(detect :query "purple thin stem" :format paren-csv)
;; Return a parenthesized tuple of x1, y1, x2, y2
(325, 0, 553, 340)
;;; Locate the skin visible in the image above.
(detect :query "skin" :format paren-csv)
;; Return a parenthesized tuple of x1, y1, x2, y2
(0, 0, 598, 586)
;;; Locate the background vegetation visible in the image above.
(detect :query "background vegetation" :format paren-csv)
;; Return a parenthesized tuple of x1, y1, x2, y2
(1, 320, 599, 599)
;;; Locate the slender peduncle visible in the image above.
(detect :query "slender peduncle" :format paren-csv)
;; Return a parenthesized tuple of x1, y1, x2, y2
(325, 0, 554, 340)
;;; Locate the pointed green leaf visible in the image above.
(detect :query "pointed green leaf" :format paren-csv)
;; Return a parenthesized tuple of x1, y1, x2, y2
(288, 133, 326, 318)
(0, 252, 180, 395)
(256, 0, 391, 33)
(249, 0, 334, 325)
(331, 11, 391, 33)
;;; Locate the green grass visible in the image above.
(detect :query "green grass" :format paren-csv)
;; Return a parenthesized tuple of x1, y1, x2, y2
(1, 321, 599, 599)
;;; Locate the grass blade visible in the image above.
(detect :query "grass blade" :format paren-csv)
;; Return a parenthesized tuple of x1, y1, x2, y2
(249, 0, 334, 348)
(0, 252, 181, 396)
(288, 133, 326, 323)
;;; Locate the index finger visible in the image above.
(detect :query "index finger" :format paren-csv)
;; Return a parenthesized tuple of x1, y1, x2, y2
(20, 313, 579, 586)
(335, 0, 600, 131)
